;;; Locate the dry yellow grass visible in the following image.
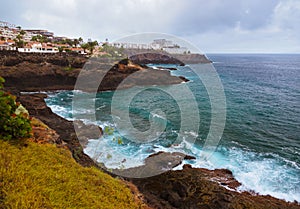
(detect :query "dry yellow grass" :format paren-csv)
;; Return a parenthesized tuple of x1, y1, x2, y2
(0, 140, 145, 209)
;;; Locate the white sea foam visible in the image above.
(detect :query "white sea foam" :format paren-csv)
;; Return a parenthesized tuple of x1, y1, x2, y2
(45, 90, 300, 203)
(189, 147, 300, 203)
(47, 104, 73, 121)
(20, 91, 48, 95)
(96, 105, 106, 110)
(150, 112, 166, 120)
(84, 136, 151, 169)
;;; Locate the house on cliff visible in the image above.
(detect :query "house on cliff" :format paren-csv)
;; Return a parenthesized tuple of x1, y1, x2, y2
(0, 40, 16, 50)
(70, 47, 85, 54)
(18, 42, 59, 53)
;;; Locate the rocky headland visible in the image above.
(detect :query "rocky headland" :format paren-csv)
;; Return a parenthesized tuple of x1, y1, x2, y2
(124, 49, 212, 64)
(1, 51, 299, 209)
(0, 50, 186, 92)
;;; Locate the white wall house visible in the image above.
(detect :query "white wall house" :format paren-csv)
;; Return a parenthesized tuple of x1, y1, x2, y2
(18, 43, 58, 53)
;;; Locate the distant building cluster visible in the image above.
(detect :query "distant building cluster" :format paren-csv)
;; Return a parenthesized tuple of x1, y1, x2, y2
(0, 20, 191, 55)
(110, 39, 190, 54)
(0, 20, 85, 54)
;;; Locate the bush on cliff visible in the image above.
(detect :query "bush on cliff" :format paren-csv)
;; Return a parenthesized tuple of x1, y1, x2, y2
(0, 140, 145, 209)
(0, 77, 32, 140)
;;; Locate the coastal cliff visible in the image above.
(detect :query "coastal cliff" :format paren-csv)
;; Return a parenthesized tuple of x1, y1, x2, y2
(0, 51, 186, 92)
(124, 49, 211, 64)
(1, 52, 299, 209)
(16, 93, 300, 209)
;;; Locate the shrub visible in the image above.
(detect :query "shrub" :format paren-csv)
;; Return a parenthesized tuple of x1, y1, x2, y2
(0, 77, 32, 140)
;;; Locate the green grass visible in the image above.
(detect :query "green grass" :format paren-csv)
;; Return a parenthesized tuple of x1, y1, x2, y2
(0, 140, 144, 209)
(63, 66, 74, 71)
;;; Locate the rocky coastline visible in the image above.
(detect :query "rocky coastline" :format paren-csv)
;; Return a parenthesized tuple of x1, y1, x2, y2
(0, 50, 187, 92)
(124, 49, 212, 64)
(1, 52, 299, 209)
(17, 92, 300, 209)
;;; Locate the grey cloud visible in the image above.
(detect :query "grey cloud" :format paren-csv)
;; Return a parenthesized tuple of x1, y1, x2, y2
(0, 1, 27, 26)
(238, 0, 280, 30)
(0, 0, 299, 52)
(168, 0, 280, 35)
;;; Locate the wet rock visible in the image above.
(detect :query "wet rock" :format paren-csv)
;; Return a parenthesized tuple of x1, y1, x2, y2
(112, 151, 195, 178)
(73, 120, 103, 148)
(131, 165, 300, 209)
(178, 76, 189, 82)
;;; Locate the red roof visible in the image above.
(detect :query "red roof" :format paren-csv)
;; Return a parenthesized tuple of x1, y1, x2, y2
(6, 39, 15, 43)
(54, 43, 70, 47)
(71, 47, 84, 51)
(0, 40, 15, 45)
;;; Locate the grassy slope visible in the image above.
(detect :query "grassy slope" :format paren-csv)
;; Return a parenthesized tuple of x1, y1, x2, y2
(0, 140, 144, 209)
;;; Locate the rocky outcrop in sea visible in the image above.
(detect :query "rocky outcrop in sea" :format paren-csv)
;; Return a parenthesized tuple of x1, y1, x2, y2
(0, 51, 186, 92)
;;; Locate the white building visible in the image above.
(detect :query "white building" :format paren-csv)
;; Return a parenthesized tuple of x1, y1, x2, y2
(152, 39, 174, 48)
(108, 39, 190, 54)
(163, 47, 188, 54)
(110, 42, 152, 49)
(18, 43, 58, 53)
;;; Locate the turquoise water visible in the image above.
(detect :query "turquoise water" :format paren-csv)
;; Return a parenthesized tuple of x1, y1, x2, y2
(45, 54, 300, 202)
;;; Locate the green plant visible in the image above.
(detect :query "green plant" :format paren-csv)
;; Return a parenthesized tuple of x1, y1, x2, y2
(103, 126, 123, 144)
(104, 126, 114, 135)
(0, 77, 32, 140)
(63, 66, 74, 71)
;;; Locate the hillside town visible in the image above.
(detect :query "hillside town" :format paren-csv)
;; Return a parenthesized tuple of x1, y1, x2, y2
(0, 20, 96, 54)
(0, 20, 191, 56)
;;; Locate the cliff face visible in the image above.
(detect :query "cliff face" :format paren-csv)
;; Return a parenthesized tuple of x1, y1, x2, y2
(125, 49, 211, 64)
(0, 51, 186, 92)
(0, 51, 83, 91)
(129, 53, 185, 65)
(172, 53, 212, 64)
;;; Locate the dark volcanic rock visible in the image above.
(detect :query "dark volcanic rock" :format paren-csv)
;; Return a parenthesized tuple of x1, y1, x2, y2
(113, 151, 195, 178)
(124, 49, 211, 64)
(69, 57, 86, 68)
(131, 164, 300, 209)
(172, 53, 212, 64)
(3, 56, 23, 66)
(130, 53, 184, 65)
(0, 52, 187, 92)
(73, 120, 103, 148)
(46, 55, 69, 66)
(0, 62, 80, 91)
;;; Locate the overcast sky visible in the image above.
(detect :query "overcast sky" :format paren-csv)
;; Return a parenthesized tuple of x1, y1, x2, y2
(1, 0, 300, 53)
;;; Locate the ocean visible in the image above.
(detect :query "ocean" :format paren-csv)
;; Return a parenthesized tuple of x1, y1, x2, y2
(45, 54, 300, 202)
